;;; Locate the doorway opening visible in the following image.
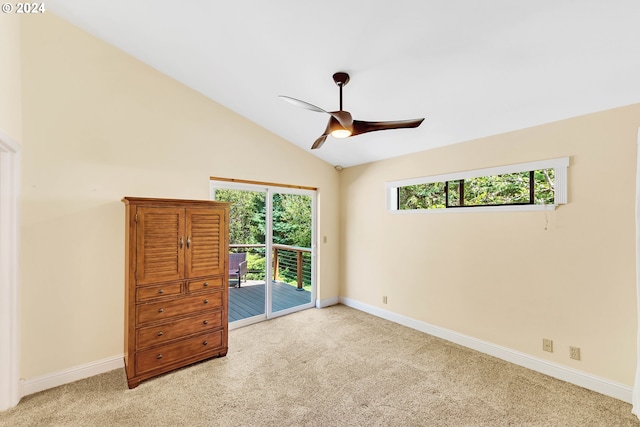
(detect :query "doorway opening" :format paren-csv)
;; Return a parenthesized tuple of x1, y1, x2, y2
(210, 179, 316, 329)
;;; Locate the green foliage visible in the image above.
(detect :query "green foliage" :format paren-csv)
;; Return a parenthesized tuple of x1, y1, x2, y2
(216, 190, 312, 248)
(464, 172, 531, 206)
(272, 194, 312, 289)
(214, 189, 265, 245)
(399, 182, 445, 209)
(448, 180, 461, 206)
(398, 168, 555, 209)
(246, 252, 265, 280)
(534, 169, 555, 204)
(272, 194, 312, 248)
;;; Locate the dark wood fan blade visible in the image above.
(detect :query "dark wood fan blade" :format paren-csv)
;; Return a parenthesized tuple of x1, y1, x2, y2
(351, 118, 425, 136)
(311, 118, 334, 150)
(278, 96, 327, 113)
(311, 135, 327, 150)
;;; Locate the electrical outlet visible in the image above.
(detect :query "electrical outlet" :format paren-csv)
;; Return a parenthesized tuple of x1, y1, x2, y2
(382, 296, 388, 304)
(570, 346, 581, 360)
(543, 338, 553, 353)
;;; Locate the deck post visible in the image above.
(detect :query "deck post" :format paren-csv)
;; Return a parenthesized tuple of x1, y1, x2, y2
(273, 247, 279, 281)
(296, 251, 303, 289)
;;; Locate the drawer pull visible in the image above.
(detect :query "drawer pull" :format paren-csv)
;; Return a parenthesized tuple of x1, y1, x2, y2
(158, 289, 164, 294)
(158, 308, 164, 313)
(204, 299, 208, 304)
(203, 282, 209, 287)
(156, 354, 163, 360)
(203, 341, 208, 346)
(203, 320, 209, 325)
(157, 331, 163, 336)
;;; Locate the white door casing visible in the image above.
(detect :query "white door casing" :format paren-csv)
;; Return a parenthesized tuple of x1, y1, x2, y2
(633, 128, 640, 419)
(0, 129, 20, 411)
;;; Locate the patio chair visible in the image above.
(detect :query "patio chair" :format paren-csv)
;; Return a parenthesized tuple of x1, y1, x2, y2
(229, 252, 248, 287)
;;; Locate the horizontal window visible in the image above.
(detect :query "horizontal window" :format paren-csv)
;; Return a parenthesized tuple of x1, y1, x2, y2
(387, 157, 569, 213)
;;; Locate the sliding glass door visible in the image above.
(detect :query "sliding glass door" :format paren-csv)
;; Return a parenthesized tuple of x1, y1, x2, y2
(211, 180, 316, 328)
(270, 191, 313, 315)
(213, 187, 267, 321)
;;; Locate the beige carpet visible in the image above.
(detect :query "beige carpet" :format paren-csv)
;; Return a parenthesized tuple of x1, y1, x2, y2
(1, 304, 639, 426)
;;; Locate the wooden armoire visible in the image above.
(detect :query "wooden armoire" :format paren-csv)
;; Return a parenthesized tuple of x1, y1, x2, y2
(122, 197, 229, 388)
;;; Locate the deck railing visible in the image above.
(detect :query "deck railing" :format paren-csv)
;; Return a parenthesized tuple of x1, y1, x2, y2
(230, 244, 311, 290)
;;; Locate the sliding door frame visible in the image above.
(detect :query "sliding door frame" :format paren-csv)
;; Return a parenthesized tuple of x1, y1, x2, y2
(210, 178, 317, 328)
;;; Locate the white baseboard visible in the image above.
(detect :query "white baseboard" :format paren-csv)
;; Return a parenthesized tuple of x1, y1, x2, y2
(21, 354, 124, 397)
(339, 297, 633, 404)
(316, 296, 339, 308)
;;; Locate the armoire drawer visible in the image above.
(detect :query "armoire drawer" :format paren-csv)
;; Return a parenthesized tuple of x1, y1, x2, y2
(136, 310, 224, 350)
(135, 330, 224, 375)
(137, 290, 223, 325)
(136, 282, 182, 302)
(187, 276, 223, 293)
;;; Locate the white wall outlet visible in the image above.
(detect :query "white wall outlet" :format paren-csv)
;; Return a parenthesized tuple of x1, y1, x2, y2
(382, 296, 388, 304)
(543, 338, 553, 353)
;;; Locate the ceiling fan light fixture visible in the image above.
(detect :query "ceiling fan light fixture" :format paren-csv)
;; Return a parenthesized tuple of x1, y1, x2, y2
(331, 129, 351, 138)
(329, 116, 351, 138)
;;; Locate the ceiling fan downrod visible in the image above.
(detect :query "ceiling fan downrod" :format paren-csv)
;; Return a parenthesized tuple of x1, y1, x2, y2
(333, 72, 350, 112)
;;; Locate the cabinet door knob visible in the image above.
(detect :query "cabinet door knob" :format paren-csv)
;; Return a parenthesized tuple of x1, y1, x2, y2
(203, 299, 208, 304)
(158, 289, 164, 294)
(203, 341, 208, 346)
(203, 320, 208, 325)
(157, 331, 163, 336)
(187, 236, 191, 249)
(203, 282, 209, 287)
(179, 236, 184, 249)
(156, 354, 163, 360)
(158, 308, 164, 313)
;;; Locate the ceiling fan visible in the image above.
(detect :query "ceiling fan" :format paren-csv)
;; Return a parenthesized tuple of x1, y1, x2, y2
(279, 72, 425, 150)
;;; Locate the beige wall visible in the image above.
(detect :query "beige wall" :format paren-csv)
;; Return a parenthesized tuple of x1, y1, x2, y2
(0, 14, 22, 140)
(20, 14, 340, 379)
(340, 104, 640, 386)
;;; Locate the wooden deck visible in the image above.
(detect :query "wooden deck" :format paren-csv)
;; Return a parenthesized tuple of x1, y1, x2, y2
(228, 281, 312, 322)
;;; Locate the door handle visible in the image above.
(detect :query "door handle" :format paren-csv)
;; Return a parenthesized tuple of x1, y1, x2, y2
(187, 236, 191, 249)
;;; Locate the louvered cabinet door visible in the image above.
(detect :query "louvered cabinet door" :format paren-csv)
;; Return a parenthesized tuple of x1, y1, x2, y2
(136, 207, 185, 285)
(185, 208, 226, 278)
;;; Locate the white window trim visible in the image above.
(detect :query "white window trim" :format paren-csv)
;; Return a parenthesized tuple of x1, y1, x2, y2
(386, 157, 569, 213)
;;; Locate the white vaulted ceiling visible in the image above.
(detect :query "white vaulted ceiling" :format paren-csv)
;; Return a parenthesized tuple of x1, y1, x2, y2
(47, 0, 640, 167)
